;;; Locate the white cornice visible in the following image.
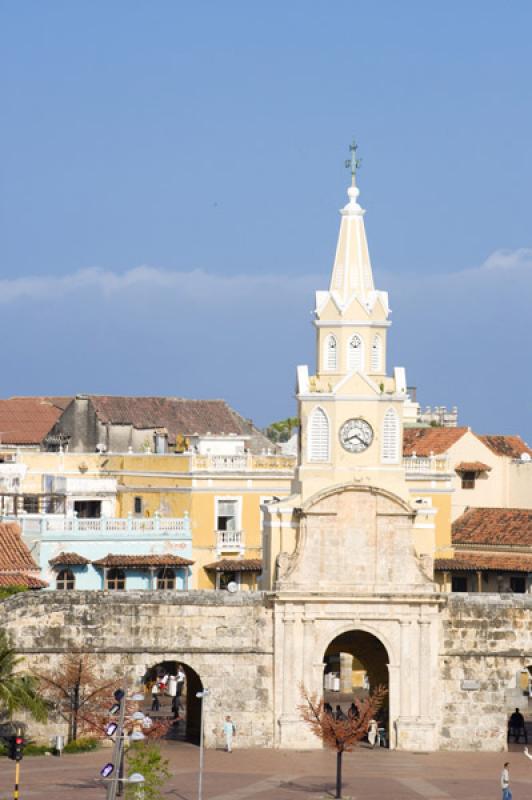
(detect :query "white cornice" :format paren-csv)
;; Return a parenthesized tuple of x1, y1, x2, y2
(314, 320, 392, 328)
(297, 393, 406, 402)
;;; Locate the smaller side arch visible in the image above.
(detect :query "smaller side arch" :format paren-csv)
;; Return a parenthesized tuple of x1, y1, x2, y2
(324, 334, 338, 371)
(307, 406, 330, 463)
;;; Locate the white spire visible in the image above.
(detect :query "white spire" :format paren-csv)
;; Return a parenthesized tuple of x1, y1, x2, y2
(328, 177, 375, 306)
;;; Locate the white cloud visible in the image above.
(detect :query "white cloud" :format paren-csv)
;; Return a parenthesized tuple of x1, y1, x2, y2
(0, 266, 320, 305)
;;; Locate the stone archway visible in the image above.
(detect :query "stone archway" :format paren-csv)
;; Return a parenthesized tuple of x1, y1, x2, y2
(143, 660, 203, 744)
(323, 629, 390, 745)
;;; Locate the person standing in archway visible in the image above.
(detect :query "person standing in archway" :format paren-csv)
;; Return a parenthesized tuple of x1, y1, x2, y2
(151, 681, 160, 712)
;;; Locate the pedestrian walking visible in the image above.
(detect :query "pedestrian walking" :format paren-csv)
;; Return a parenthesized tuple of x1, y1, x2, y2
(176, 665, 186, 696)
(501, 761, 512, 800)
(368, 718, 378, 748)
(151, 681, 160, 712)
(223, 715, 236, 752)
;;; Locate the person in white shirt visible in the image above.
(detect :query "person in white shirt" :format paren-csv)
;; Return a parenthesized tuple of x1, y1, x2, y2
(501, 761, 511, 800)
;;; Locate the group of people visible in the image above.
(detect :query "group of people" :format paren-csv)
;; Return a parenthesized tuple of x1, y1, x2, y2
(322, 701, 386, 748)
(150, 664, 186, 717)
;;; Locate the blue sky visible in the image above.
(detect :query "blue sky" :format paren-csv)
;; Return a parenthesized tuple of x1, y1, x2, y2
(1, 1, 531, 440)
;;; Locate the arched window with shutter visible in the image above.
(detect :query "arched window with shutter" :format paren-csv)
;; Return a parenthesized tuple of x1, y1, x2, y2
(325, 335, 337, 371)
(308, 407, 330, 462)
(348, 334, 364, 372)
(371, 333, 382, 372)
(382, 407, 400, 463)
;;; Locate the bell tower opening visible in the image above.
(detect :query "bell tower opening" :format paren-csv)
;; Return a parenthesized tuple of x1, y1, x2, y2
(323, 630, 389, 745)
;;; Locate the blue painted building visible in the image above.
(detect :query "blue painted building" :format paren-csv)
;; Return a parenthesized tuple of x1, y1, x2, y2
(17, 513, 193, 591)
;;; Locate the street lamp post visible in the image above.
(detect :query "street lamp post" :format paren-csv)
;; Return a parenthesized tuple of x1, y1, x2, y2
(196, 689, 209, 800)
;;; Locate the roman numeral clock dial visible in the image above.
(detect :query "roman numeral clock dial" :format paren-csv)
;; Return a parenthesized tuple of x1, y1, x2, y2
(339, 418, 374, 453)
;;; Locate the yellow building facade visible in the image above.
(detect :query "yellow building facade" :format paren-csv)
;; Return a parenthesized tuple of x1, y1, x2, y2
(0, 448, 295, 589)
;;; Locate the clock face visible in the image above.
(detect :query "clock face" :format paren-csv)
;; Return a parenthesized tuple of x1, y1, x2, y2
(339, 418, 374, 453)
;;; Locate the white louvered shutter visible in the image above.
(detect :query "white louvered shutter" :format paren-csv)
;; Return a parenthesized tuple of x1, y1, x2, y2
(382, 408, 399, 463)
(348, 334, 364, 372)
(325, 335, 337, 370)
(308, 408, 329, 462)
(371, 334, 382, 372)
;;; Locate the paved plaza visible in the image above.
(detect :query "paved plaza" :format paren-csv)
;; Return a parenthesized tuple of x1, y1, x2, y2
(1, 742, 532, 799)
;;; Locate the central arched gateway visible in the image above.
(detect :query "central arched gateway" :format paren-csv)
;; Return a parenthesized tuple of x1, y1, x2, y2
(324, 630, 390, 745)
(143, 660, 203, 744)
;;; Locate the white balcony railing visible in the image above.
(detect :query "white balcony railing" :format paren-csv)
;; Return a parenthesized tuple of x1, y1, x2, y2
(190, 453, 294, 473)
(6, 513, 191, 539)
(216, 529, 243, 551)
(403, 455, 450, 475)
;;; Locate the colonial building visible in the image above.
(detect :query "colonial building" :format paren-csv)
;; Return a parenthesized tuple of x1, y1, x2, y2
(0, 427, 294, 590)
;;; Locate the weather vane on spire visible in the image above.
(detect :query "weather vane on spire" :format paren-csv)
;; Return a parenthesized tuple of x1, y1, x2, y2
(345, 139, 362, 185)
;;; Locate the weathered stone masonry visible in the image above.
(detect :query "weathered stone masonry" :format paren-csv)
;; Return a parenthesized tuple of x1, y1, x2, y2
(0, 591, 274, 749)
(2, 590, 532, 751)
(439, 594, 532, 751)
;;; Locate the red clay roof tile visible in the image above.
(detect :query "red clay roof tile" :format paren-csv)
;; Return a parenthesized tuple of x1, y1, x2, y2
(435, 553, 532, 573)
(452, 508, 532, 547)
(0, 398, 69, 445)
(402, 427, 469, 456)
(203, 558, 262, 572)
(92, 554, 194, 567)
(479, 435, 532, 459)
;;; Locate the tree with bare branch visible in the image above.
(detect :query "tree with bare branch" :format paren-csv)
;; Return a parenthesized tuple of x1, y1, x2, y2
(299, 684, 388, 799)
(35, 654, 170, 742)
(35, 654, 122, 742)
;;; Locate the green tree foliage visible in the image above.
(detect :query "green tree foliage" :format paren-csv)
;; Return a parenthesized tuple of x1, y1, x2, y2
(0, 629, 47, 723)
(0, 586, 28, 602)
(265, 416, 299, 443)
(126, 742, 171, 800)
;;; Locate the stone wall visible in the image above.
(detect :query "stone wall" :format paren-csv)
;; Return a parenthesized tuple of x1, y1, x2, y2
(440, 594, 532, 751)
(0, 591, 274, 748)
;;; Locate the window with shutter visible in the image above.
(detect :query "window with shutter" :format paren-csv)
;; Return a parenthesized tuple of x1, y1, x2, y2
(325, 335, 337, 370)
(382, 408, 399, 463)
(348, 334, 364, 372)
(371, 334, 382, 372)
(216, 499, 238, 531)
(308, 407, 330, 462)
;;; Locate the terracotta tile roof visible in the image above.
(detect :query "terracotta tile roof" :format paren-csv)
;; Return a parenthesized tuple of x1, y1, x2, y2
(49, 552, 90, 566)
(203, 558, 263, 572)
(0, 397, 70, 445)
(402, 427, 469, 456)
(0, 573, 48, 588)
(92, 553, 194, 567)
(435, 553, 532, 573)
(455, 462, 491, 473)
(479, 435, 532, 459)
(452, 508, 532, 547)
(0, 522, 45, 588)
(87, 396, 275, 453)
(0, 522, 40, 571)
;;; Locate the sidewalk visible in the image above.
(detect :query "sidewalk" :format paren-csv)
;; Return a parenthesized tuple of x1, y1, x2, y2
(1, 743, 532, 799)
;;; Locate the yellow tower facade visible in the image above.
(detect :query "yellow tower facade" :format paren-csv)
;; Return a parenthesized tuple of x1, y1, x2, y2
(295, 172, 410, 504)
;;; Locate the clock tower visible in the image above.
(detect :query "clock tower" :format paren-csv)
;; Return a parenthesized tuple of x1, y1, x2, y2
(295, 142, 409, 502)
(262, 144, 440, 753)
